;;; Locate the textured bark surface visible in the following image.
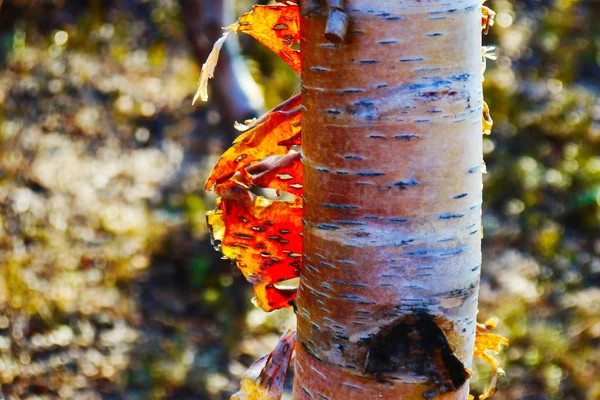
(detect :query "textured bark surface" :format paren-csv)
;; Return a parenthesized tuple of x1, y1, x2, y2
(294, 0, 483, 398)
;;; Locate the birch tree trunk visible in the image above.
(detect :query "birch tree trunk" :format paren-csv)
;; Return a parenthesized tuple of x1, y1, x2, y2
(294, 0, 483, 398)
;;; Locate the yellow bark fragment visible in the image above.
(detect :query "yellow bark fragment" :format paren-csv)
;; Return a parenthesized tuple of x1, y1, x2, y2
(483, 101, 493, 135)
(472, 318, 509, 400)
(482, 3, 495, 35)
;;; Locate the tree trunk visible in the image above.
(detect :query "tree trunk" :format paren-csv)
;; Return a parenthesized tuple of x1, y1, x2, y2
(294, 0, 483, 398)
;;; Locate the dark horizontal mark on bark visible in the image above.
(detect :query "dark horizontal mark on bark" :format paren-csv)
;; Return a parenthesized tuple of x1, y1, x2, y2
(467, 164, 480, 173)
(342, 383, 364, 390)
(453, 193, 468, 199)
(358, 59, 380, 64)
(335, 170, 350, 175)
(369, 134, 386, 139)
(376, 83, 389, 88)
(427, 32, 443, 36)
(354, 99, 375, 107)
(339, 294, 362, 300)
(378, 39, 398, 44)
(415, 67, 441, 72)
(310, 66, 330, 72)
(316, 167, 330, 172)
(404, 249, 428, 256)
(439, 213, 465, 219)
(321, 203, 360, 209)
(382, 16, 405, 21)
(388, 217, 409, 223)
(447, 281, 478, 298)
(341, 88, 364, 93)
(410, 80, 454, 91)
(317, 224, 341, 230)
(357, 171, 386, 176)
(344, 155, 364, 160)
(394, 239, 415, 246)
(324, 109, 342, 114)
(399, 57, 424, 62)
(390, 178, 419, 189)
(428, 16, 446, 20)
(301, 386, 314, 398)
(305, 264, 318, 273)
(449, 72, 471, 81)
(440, 247, 465, 256)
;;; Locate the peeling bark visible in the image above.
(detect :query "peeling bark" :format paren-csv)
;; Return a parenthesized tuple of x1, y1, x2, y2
(295, 0, 483, 398)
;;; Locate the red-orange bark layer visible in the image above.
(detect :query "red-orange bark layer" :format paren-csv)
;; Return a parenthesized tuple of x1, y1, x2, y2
(295, 0, 483, 398)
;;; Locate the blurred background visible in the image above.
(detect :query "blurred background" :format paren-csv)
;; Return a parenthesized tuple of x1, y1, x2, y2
(0, 0, 598, 399)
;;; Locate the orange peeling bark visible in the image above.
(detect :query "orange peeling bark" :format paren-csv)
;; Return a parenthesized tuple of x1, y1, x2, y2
(295, 0, 483, 398)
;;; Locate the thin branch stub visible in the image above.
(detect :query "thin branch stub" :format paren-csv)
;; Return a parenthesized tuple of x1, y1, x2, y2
(325, 0, 349, 43)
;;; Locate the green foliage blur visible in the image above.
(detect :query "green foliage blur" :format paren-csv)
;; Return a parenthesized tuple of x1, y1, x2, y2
(0, 0, 598, 399)
(476, 0, 600, 398)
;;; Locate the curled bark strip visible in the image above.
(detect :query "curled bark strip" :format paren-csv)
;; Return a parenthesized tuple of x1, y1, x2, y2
(205, 104, 302, 192)
(207, 191, 302, 312)
(194, 3, 301, 103)
(247, 152, 303, 197)
(481, 1, 496, 35)
(193, 29, 234, 104)
(205, 94, 302, 311)
(231, 330, 297, 400)
(237, 4, 302, 73)
(235, 93, 302, 132)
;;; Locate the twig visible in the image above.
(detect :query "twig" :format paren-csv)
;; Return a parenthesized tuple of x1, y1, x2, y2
(325, 0, 349, 43)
